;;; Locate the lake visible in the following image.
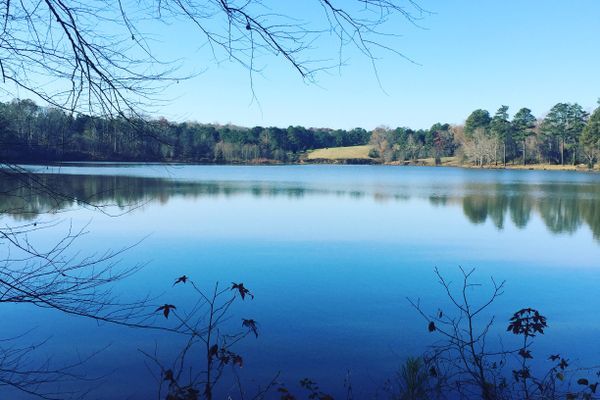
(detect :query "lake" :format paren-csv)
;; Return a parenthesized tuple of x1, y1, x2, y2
(1, 164, 599, 399)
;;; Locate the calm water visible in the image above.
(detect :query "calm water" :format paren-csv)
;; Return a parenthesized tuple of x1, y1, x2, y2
(1, 164, 600, 399)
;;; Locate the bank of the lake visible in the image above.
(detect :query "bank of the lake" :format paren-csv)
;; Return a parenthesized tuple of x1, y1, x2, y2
(303, 145, 600, 171)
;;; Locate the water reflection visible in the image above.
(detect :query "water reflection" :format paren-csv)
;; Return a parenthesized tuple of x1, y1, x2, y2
(1, 170, 599, 240)
(458, 183, 600, 238)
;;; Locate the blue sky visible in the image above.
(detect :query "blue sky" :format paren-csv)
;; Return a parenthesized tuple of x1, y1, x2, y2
(4, 1, 596, 130)
(8, 1, 585, 131)
(148, 1, 599, 130)
(154, 1, 599, 130)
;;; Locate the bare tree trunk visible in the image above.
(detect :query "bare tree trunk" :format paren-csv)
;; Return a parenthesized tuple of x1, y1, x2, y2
(586, 154, 594, 169)
(494, 140, 498, 166)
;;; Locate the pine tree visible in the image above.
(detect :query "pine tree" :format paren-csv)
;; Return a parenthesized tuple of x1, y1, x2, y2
(512, 108, 536, 165)
(490, 105, 511, 166)
(581, 101, 600, 168)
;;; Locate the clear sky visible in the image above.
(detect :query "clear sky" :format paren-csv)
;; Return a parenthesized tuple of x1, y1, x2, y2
(153, 1, 600, 130)
(4, 1, 597, 130)
(6, 1, 589, 132)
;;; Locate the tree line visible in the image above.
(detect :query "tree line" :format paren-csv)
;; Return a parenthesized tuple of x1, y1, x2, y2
(1, 98, 599, 167)
(370, 101, 600, 168)
(0, 99, 370, 163)
(458, 102, 600, 168)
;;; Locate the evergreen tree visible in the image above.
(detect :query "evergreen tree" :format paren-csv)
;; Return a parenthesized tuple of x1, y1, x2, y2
(512, 108, 536, 165)
(540, 103, 588, 165)
(464, 109, 491, 138)
(490, 105, 511, 166)
(581, 101, 600, 168)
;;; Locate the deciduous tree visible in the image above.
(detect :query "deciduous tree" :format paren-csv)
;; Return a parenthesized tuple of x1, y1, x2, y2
(0, 0, 426, 117)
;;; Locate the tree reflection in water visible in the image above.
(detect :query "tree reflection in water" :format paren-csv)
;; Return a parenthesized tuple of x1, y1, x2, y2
(1, 170, 599, 240)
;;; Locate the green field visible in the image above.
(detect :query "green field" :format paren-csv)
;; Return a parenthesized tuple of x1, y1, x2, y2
(306, 145, 373, 160)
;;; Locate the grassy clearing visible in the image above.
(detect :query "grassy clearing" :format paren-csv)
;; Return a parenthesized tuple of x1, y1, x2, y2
(306, 145, 373, 160)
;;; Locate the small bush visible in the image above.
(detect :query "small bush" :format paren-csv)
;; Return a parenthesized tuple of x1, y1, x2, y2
(368, 148, 380, 158)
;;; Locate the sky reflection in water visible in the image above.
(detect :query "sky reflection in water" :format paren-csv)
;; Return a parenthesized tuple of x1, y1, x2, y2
(1, 165, 599, 399)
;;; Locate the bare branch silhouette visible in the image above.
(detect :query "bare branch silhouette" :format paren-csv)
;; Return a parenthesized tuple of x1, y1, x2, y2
(0, 1, 426, 116)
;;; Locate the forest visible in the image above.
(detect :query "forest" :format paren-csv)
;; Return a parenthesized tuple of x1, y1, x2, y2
(0, 99, 599, 168)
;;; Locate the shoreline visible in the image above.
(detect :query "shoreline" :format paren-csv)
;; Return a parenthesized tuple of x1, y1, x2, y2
(4, 159, 599, 173)
(302, 157, 599, 172)
(385, 159, 600, 173)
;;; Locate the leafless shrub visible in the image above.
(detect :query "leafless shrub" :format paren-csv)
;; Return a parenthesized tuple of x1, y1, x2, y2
(408, 267, 600, 400)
